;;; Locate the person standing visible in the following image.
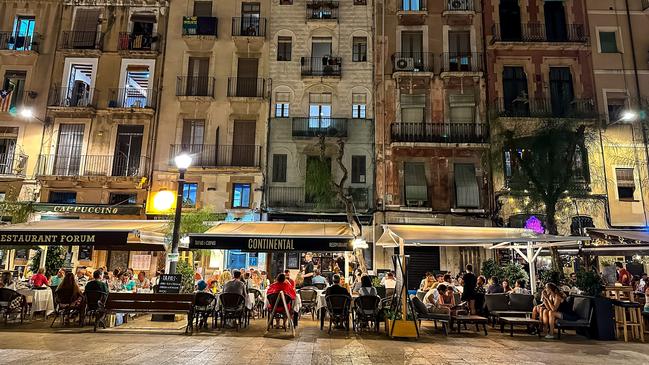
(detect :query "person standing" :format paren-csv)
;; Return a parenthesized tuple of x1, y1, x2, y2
(616, 262, 632, 286)
(461, 264, 477, 314)
(302, 253, 315, 287)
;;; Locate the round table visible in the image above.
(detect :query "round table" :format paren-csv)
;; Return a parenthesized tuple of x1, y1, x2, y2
(17, 288, 55, 317)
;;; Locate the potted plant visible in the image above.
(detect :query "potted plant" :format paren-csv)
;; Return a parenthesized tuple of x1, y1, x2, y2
(574, 270, 615, 340)
(372, 276, 385, 298)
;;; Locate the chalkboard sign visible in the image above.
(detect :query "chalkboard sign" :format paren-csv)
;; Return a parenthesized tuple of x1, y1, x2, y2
(78, 245, 93, 261)
(287, 252, 299, 269)
(157, 274, 182, 293)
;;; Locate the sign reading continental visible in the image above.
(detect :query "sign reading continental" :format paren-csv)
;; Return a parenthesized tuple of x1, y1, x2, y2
(189, 234, 353, 251)
(0, 231, 129, 246)
(32, 203, 142, 216)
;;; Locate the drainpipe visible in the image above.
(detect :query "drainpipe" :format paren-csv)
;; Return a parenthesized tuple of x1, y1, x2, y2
(479, 0, 494, 224)
(262, 78, 272, 220)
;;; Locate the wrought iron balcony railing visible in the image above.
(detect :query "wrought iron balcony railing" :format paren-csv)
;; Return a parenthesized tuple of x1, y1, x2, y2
(398, 0, 427, 11)
(306, 1, 339, 20)
(36, 154, 149, 177)
(391, 122, 488, 144)
(176, 76, 215, 97)
(108, 88, 156, 108)
(444, 0, 474, 12)
(492, 23, 588, 43)
(47, 87, 95, 107)
(495, 97, 597, 118)
(169, 144, 262, 168)
(0, 31, 39, 51)
(301, 56, 342, 77)
(267, 186, 371, 211)
(439, 52, 483, 73)
(60, 31, 101, 50)
(118, 32, 160, 51)
(231, 17, 267, 37)
(391, 52, 434, 73)
(292, 117, 348, 138)
(182, 16, 218, 37)
(0, 153, 28, 177)
(227, 77, 266, 98)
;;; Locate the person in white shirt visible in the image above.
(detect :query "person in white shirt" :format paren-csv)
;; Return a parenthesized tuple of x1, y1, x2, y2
(382, 272, 397, 289)
(510, 279, 531, 295)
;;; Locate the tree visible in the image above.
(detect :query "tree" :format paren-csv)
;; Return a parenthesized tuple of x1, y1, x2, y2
(30, 246, 66, 277)
(503, 123, 588, 271)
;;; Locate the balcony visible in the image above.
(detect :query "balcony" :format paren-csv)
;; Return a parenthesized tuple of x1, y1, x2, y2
(301, 56, 342, 77)
(306, 1, 339, 20)
(492, 23, 588, 43)
(227, 77, 266, 98)
(391, 122, 488, 144)
(0, 153, 28, 177)
(108, 88, 156, 109)
(444, 0, 475, 12)
(439, 52, 483, 73)
(397, 0, 427, 25)
(231, 17, 267, 37)
(47, 87, 95, 108)
(176, 76, 215, 97)
(36, 154, 149, 177)
(391, 52, 434, 74)
(182, 16, 218, 37)
(118, 32, 160, 51)
(495, 98, 597, 119)
(60, 31, 101, 50)
(0, 90, 35, 114)
(0, 31, 39, 52)
(267, 186, 371, 211)
(169, 144, 261, 168)
(292, 117, 348, 138)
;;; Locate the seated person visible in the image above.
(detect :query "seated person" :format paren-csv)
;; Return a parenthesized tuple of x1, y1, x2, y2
(382, 272, 397, 290)
(510, 279, 531, 295)
(486, 277, 504, 294)
(357, 275, 377, 296)
(85, 270, 109, 294)
(325, 274, 351, 298)
(439, 285, 456, 311)
(30, 267, 49, 287)
(312, 270, 326, 285)
(284, 270, 295, 288)
(50, 269, 65, 287)
(135, 272, 151, 290)
(0, 271, 16, 290)
(425, 284, 451, 315)
(121, 273, 136, 292)
(55, 272, 84, 307)
(222, 270, 247, 297)
(195, 280, 209, 293)
(266, 273, 296, 328)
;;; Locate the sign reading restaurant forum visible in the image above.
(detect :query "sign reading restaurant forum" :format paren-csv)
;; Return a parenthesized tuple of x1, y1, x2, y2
(0, 231, 130, 246)
(189, 235, 353, 252)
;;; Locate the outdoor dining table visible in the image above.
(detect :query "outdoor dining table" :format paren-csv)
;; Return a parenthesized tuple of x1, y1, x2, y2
(17, 288, 55, 318)
(215, 292, 255, 310)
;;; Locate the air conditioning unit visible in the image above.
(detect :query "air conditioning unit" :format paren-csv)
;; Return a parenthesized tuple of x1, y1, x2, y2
(448, 0, 467, 10)
(394, 57, 415, 71)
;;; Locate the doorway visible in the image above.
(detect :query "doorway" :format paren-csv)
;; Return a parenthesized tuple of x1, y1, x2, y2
(112, 125, 144, 176)
(236, 58, 259, 97)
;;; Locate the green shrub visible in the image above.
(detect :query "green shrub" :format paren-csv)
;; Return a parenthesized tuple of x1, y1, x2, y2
(575, 270, 604, 297)
(480, 259, 503, 280)
(176, 259, 195, 293)
(502, 262, 529, 285)
(30, 246, 66, 277)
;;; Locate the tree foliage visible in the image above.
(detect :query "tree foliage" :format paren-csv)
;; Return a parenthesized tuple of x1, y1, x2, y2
(480, 259, 502, 279)
(30, 246, 66, 277)
(176, 259, 195, 294)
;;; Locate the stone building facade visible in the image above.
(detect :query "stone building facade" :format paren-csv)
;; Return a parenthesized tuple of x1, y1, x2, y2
(374, 0, 490, 277)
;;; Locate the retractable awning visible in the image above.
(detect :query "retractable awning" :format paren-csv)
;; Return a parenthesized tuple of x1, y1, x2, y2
(0, 219, 169, 251)
(588, 228, 649, 244)
(189, 221, 354, 252)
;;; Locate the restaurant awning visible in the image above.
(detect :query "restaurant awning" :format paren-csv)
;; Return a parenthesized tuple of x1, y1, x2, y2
(587, 228, 649, 244)
(0, 219, 169, 251)
(189, 221, 354, 251)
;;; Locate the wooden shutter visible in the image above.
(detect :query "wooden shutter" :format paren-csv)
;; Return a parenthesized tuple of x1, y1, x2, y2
(272, 154, 287, 182)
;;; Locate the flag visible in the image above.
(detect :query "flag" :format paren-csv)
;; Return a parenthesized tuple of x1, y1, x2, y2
(0, 89, 12, 112)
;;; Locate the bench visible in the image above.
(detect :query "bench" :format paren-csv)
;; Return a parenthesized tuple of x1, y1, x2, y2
(484, 293, 534, 327)
(96, 293, 195, 333)
(556, 296, 593, 339)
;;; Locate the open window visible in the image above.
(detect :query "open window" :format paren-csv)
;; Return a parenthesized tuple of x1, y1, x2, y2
(2, 71, 27, 113)
(404, 162, 427, 207)
(10, 15, 36, 51)
(454, 163, 479, 208)
(114, 60, 154, 108)
(61, 59, 97, 107)
(121, 11, 158, 50)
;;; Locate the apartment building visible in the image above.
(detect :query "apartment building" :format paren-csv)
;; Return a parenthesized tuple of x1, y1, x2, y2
(150, 0, 270, 270)
(586, 0, 649, 228)
(374, 0, 489, 278)
(266, 0, 374, 273)
(484, 0, 604, 244)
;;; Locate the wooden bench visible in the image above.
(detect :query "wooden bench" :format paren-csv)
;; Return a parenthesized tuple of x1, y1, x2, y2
(96, 293, 195, 333)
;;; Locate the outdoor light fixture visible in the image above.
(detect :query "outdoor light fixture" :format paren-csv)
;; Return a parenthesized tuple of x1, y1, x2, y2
(19, 108, 34, 119)
(174, 153, 192, 170)
(620, 111, 638, 123)
(152, 190, 175, 211)
(352, 237, 368, 249)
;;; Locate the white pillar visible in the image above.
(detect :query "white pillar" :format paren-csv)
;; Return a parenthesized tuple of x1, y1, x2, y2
(39, 246, 48, 269)
(527, 242, 537, 294)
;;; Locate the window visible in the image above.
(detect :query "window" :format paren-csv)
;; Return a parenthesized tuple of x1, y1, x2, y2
(11, 15, 36, 51)
(352, 93, 367, 119)
(454, 163, 480, 208)
(351, 155, 366, 183)
(615, 168, 636, 201)
(109, 193, 137, 205)
(403, 162, 427, 206)
(232, 183, 251, 208)
(549, 67, 574, 116)
(354, 0, 367, 4)
(309, 93, 332, 128)
(606, 96, 626, 123)
(63, 61, 96, 107)
(448, 93, 475, 123)
(400, 93, 425, 123)
(272, 154, 287, 182)
(54, 124, 85, 176)
(113, 125, 144, 177)
(277, 36, 292, 61)
(599, 31, 618, 53)
(183, 183, 198, 208)
(352, 37, 367, 62)
(49, 191, 77, 204)
(193, 0, 212, 16)
(2, 71, 27, 113)
(401, 0, 422, 11)
(275, 92, 290, 117)
(0, 192, 5, 202)
(182, 119, 205, 146)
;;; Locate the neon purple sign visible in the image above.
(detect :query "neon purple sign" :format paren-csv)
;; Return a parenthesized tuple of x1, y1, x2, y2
(525, 216, 545, 234)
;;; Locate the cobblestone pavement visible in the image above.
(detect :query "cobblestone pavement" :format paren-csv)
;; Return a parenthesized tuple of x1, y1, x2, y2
(0, 317, 647, 365)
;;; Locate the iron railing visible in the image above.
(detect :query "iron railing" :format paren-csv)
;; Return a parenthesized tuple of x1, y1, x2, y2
(292, 117, 348, 137)
(108, 88, 156, 108)
(60, 31, 101, 50)
(391, 52, 434, 73)
(306, 1, 339, 20)
(36, 154, 149, 177)
(118, 32, 160, 51)
(0, 153, 28, 177)
(267, 186, 371, 211)
(301, 56, 342, 77)
(439, 52, 483, 73)
(182, 16, 218, 37)
(47, 87, 95, 107)
(227, 77, 266, 98)
(231, 17, 267, 37)
(391, 122, 488, 143)
(176, 76, 215, 97)
(169, 144, 262, 168)
(495, 97, 597, 118)
(398, 0, 427, 11)
(492, 23, 587, 43)
(444, 0, 474, 11)
(0, 31, 39, 52)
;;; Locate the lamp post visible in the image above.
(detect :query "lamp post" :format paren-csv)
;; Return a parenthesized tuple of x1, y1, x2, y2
(168, 153, 192, 274)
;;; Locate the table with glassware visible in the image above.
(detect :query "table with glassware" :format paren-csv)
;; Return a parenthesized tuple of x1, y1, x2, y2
(17, 288, 55, 318)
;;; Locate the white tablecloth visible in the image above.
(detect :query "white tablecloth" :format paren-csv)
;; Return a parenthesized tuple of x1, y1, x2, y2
(18, 289, 55, 316)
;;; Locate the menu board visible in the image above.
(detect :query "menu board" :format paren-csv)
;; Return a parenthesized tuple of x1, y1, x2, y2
(78, 245, 93, 261)
(157, 274, 182, 293)
(131, 254, 152, 271)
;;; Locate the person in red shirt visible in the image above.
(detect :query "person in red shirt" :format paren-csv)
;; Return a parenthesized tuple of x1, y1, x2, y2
(616, 262, 632, 286)
(266, 273, 296, 328)
(31, 267, 49, 287)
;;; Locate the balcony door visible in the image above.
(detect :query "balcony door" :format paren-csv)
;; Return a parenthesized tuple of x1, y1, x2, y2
(72, 9, 100, 49)
(502, 66, 528, 115)
(237, 58, 258, 97)
(12, 16, 35, 51)
(305, 156, 332, 206)
(448, 31, 471, 71)
(499, 0, 521, 41)
(311, 37, 332, 75)
(2, 70, 26, 114)
(112, 125, 143, 176)
(549, 67, 574, 117)
(54, 124, 85, 176)
(0, 138, 16, 174)
(309, 93, 332, 129)
(232, 120, 256, 166)
(401, 31, 423, 69)
(241, 3, 261, 35)
(187, 57, 209, 96)
(181, 119, 205, 164)
(544, 1, 567, 42)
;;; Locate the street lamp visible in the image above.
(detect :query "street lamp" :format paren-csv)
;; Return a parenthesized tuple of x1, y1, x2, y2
(168, 153, 192, 274)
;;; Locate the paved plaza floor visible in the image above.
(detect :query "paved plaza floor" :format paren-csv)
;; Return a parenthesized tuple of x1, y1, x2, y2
(0, 316, 647, 365)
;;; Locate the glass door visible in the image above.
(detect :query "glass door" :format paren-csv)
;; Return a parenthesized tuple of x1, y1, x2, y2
(12, 16, 35, 51)
(54, 124, 85, 175)
(112, 125, 144, 176)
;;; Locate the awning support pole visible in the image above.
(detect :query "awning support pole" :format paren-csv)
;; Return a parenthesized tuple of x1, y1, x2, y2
(528, 242, 537, 294)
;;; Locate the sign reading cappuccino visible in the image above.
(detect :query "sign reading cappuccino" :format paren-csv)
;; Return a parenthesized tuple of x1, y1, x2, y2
(0, 230, 129, 247)
(32, 203, 142, 216)
(189, 234, 353, 252)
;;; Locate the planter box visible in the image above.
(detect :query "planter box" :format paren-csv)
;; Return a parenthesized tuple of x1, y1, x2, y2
(386, 318, 418, 338)
(575, 295, 616, 340)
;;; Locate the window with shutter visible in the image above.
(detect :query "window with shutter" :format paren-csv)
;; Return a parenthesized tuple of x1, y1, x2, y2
(615, 168, 636, 201)
(351, 155, 366, 183)
(400, 93, 425, 123)
(454, 163, 480, 208)
(403, 162, 427, 206)
(352, 37, 367, 62)
(272, 154, 287, 182)
(599, 31, 618, 53)
(277, 36, 292, 61)
(193, 1, 212, 17)
(449, 93, 475, 124)
(352, 93, 367, 119)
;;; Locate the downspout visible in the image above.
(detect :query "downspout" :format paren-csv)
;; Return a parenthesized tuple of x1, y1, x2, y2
(480, 0, 494, 223)
(263, 78, 272, 220)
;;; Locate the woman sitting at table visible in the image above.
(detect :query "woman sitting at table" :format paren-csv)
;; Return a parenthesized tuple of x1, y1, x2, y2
(357, 275, 377, 297)
(50, 269, 65, 287)
(55, 272, 84, 308)
(30, 267, 49, 288)
(266, 273, 296, 328)
(0, 271, 16, 290)
(439, 285, 456, 311)
(542, 282, 575, 339)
